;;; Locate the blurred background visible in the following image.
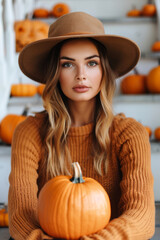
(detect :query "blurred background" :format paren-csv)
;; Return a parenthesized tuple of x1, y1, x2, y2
(0, 0, 160, 238)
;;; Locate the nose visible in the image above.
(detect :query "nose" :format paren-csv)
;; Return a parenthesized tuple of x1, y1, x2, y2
(76, 64, 86, 81)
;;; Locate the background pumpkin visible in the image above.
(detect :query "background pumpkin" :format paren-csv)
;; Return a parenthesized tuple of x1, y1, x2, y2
(52, 3, 70, 18)
(14, 19, 49, 52)
(11, 83, 37, 97)
(37, 84, 45, 96)
(0, 209, 9, 227)
(0, 107, 28, 144)
(154, 127, 160, 141)
(127, 8, 141, 17)
(33, 8, 49, 18)
(141, 4, 156, 17)
(146, 66, 160, 93)
(0, 205, 9, 227)
(121, 74, 147, 94)
(144, 126, 152, 137)
(38, 162, 111, 239)
(151, 41, 160, 51)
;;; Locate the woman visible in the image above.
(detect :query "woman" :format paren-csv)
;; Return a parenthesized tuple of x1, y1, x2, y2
(8, 12, 155, 240)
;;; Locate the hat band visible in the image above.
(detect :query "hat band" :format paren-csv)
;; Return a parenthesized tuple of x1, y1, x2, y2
(49, 31, 94, 38)
(65, 31, 93, 35)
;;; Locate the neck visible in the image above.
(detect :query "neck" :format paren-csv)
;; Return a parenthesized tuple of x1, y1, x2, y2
(68, 99, 96, 127)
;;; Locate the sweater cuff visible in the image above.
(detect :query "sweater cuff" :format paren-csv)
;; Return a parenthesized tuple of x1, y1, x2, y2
(26, 229, 53, 240)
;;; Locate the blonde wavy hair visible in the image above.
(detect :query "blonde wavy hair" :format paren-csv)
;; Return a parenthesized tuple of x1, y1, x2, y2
(40, 38, 116, 180)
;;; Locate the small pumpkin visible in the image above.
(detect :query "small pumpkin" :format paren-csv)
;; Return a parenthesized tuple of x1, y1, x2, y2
(127, 8, 141, 17)
(151, 41, 160, 51)
(33, 8, 49, 18)
(141, 4, 156, 17)
(38, 162, 111, 239)
(14, 20, 49, 52)
(144, 126, 152, 137)
(0, 204, 9, 227)
(0, 107, 29, 144)
(0, 209, 9, 227)
(11, 84, 37, 97)
(146, 66, 160, 93)
(154, 127, 160, 141)
(52, 3, 70, 18)
(121, 74, 147, 94)
(37, 84, 45, 96)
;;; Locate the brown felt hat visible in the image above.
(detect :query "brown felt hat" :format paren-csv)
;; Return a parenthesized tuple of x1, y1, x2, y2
(19, 11, 140, 83)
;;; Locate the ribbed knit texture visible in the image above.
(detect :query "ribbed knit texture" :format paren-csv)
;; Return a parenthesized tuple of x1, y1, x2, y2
(8, 113, 155, 240)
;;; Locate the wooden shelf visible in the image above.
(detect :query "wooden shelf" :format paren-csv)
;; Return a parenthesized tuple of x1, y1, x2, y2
(9, 94, 160, 106)
(114, 94, 160, 103)
(142, 51, 160, 59)
(100, 17, 156, 23)
(8, 95, 43, 107)
(30, 16, 157, 25)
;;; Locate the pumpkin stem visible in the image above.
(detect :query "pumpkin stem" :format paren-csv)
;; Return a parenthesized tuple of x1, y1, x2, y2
(70, 162, 85, 183)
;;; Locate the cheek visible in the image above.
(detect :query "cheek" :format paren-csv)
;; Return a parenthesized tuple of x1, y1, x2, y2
(59, 68, 74, 82)
(59, 70, 74, 96)
(90, 68, 103, 87)
(59, 71, 68, 88)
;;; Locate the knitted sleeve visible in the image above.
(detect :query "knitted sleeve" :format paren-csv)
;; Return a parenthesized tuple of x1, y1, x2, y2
(8, 116, 52, 240)
(81, 116, 155, 240)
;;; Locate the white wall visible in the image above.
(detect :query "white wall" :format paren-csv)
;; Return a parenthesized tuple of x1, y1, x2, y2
(0, 147, 11, 203)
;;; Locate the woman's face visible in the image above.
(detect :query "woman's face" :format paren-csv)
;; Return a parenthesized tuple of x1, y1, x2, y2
(59, 39, 103, 103)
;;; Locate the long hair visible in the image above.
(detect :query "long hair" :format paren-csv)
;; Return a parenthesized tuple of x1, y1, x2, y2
(40, 38, 116, 180)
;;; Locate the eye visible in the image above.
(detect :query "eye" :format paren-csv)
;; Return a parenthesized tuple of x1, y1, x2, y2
(61, 62, 73, 68)
(88, 61, 98, 67)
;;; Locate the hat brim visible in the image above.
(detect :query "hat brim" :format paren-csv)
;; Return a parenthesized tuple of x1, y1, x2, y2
(18, 34, 140, 83)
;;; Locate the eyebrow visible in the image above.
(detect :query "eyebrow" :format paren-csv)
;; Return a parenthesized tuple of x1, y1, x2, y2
(60, 55, 100, 61)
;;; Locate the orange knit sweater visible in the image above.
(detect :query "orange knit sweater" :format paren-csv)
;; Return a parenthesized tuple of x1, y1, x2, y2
(8, 113, 155, 240)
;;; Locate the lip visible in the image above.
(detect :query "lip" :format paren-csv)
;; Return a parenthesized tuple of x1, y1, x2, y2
(73, 85, 90, 93)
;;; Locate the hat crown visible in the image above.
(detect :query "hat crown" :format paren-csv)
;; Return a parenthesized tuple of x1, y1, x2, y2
(48, 12, 105, 38)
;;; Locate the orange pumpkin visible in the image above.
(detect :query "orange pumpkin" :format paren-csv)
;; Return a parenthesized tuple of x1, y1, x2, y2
(121, 74, 147, 94)
(0, 204, 9, 227)
(52, 3, 70, 18)
(37, 84, 45, 96)
(144, 126, 152, 137)
(38, 162, 111, 239)
(14, 19, 49, 52)
(127, 8, 141, 17)
(146, 66, 160, 93)
(0, 107, 28, 144)
(33, 8, 49, 18)
(0, 210, 9, 227)
(154, 127, 160, 141)
(151, 41, 160, 51)
(141, 4, 156, 17)
(11, 84, 37, 97)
